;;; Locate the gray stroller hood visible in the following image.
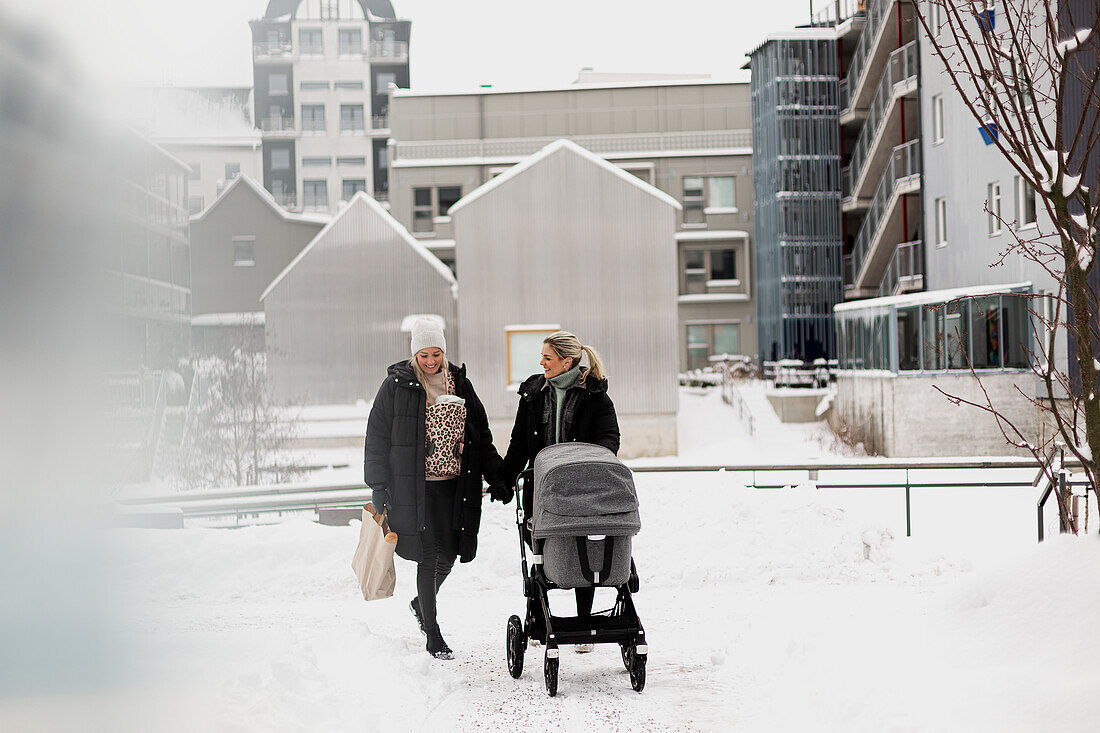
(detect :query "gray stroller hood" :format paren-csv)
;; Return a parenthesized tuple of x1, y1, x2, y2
(531, 443, 641, 539)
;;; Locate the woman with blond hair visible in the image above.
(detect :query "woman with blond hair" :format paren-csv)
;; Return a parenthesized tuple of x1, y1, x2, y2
(364, 317, 510, 660)
(501, 331, 620, 649)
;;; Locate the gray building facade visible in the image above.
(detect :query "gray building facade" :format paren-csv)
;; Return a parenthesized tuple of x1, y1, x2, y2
(387, 80, 757, 372)
(450, 140, 681, 458)
(262, 192, 457, 404)
(189, 174, 327, 318)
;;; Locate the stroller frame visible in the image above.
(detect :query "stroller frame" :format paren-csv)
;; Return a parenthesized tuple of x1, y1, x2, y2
(505, 470, 648, 696)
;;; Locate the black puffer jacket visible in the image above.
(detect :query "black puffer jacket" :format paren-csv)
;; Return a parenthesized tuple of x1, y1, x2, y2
(364, 361, 504, 563)
(502, 372, 621, 487)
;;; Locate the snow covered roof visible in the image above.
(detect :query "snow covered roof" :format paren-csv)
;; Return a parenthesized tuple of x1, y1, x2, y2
(263, 0, 395, 20)
(747, 27, 838, 58)
(675, 229, 750, 241)
(833, 282, 1033, 313)
(189, 174, 331, 226)
(261, 192, 456, 302)
(448, 139, 682, 216)
(192, 312, 266, 327)
(121, 86, 258, 142)
(391, 77, 748, 98)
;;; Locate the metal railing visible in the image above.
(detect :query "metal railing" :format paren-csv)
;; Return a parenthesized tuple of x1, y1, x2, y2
(395, 129, 753, 162)
(1035, 445, 1095, 541)
(107, 271, 190, 318)
(253, 42, 293, 58)
(116, 458, 1051, 535)
(261, 116, 296, 133)
(849, 138, 922, 286)
(719, 368, 756, 436)
(272, 192, 297, 209)
(846, 41, 918, 199)
(842, 0, 896, 114)
(877, 238, 924, 297)
(371, 114, 389, 130)
(811, 0, 866, 26)
(368, 40, 408, 62)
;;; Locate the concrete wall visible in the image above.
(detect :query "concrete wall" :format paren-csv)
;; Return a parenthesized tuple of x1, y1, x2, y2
(831, 371, 1046, 456)
(169, 142, 262, 215)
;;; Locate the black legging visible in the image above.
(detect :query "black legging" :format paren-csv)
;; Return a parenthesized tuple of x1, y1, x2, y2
(417, 479, 458, 630)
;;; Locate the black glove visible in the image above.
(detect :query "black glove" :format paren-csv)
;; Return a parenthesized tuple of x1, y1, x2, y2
(372, 487, 390, 514)
(488, 482, 514, 504)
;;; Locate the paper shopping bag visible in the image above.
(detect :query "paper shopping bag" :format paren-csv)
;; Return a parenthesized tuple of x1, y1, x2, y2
(351, 502, 397, 601)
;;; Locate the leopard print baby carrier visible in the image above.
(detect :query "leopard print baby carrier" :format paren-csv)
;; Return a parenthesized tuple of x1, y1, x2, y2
(425, 370, 466, 478)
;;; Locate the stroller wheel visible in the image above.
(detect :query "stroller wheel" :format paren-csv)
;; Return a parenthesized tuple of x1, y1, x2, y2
(544, 652, 559, 697)
(506, 615, 525, 679)
(629, 648, 646, 693)
(619, 641, 634, 671)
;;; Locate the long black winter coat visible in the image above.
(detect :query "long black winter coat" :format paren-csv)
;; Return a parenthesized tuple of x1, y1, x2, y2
(502, 371, 621, 487)
(364, 361, 504, 563)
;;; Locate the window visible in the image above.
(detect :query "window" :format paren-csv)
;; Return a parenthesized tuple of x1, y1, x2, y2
(337, 156, 366, 166)
(932, 94, 944, 143)
(270, 148, 290, 170)
(1016, 176, 1037, 227)
(706, 176, 736, 211)
(302, 157, 331, 167)
(338, 28, 362, 56)
(945, 300, 969, 369)
(335, 80, 364, 91)
(897, 307, 920, 370)
(303, 180, 328, 209)
(225, 163, 240, 180)
(935, 197, 948, 246)
(301, 104, 326, 132)
(970, 296, 1001, 368)
(268, 73, 288, 96)
(683, 176, 704, 225)
(506, 326, 560, 386)
(412, 187, 433, 232)
(988, 182, 1002, 235)
(1002, 295, 1029, 368)
(374, 72, 397, 95)
(686, 323, 741, 370)
(929, 2, 943, 36)
(232, 236, 255, 267)
(679, 245, 739, 294)
(340, 104, 365, 132)
(187, 163, 201, 181)
(300, 80, 330, 91)
(299, 28, 323, 55)
(922, 305, 946, 370)
(342, 179, 366, 200)
(437, 186, 462, 215)
(411, 186, 462, 232)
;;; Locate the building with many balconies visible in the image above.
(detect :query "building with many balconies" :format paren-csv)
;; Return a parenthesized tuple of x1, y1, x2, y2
(250, 0, 410, 213)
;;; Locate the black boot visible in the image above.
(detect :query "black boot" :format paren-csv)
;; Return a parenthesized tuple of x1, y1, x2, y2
(410, 597, 427, 636)
(426, 625, 454, 660)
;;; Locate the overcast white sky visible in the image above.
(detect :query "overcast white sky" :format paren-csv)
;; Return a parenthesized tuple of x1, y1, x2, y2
(33, 0, 830, 92)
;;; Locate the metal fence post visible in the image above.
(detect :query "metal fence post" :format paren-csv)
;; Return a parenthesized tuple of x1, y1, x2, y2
(905, 468, 912, 538)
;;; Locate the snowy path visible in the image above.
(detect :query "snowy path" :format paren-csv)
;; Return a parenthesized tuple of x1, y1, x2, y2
(112, 465, 1099, 732)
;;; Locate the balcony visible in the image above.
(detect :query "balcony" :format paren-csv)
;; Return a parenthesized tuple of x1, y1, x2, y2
(371, 114, 389, 131)
(368, 40, 409, 63)
(848, 139, 922, 294)
(253, 42, 295, 61)
(107, 271, 190, 321)
(842, 40, 918, 211)
(272, 192, 297, 210)
(260, 116, 297, 135)
(812, 0, 867, 39)
(877, 239, 924, 297)
(840, 0, 903, 124)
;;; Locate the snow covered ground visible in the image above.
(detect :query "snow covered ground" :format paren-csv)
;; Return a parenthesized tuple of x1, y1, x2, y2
(16, 385, 1097, 732)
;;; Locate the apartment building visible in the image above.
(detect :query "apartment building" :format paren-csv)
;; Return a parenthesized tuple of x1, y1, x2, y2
(387, 79, 757, 371)
(250, 0, 410, 213)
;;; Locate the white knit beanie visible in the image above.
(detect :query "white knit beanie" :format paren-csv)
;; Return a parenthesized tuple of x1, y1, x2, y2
(410, 317, 446, 355)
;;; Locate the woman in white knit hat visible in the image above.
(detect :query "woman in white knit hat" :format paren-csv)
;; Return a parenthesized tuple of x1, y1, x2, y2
(364, 317, 510, 659)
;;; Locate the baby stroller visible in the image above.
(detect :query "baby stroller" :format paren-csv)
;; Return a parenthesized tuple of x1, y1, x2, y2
(505, 442, 647, 696)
